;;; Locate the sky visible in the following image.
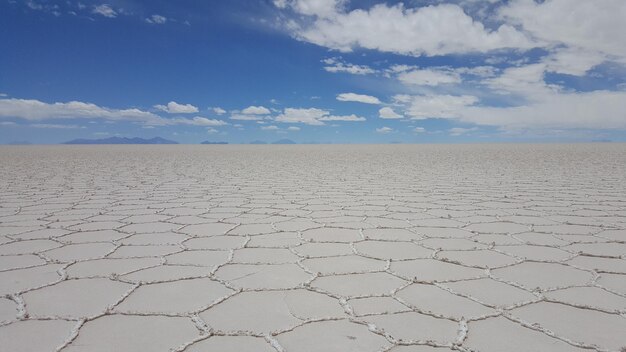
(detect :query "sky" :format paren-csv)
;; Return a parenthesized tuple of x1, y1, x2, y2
(1, 0, 625, 144)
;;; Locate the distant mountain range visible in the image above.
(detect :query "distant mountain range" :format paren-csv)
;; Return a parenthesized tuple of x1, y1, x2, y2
(63, 137, 178, 144)
(200, 141, 228, 144)
(249, 140, 267, 144)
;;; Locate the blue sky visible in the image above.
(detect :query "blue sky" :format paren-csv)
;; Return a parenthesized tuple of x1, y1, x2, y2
(1, 0, 625, 144)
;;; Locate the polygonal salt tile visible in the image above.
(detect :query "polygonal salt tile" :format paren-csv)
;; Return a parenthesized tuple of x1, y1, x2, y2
(68, 221, 124, 231)
(0, 254, 45, 271)
(214, 263, 310, 289)
(59, 230, 128, 243)
(492, 262, 593, 290)
(471, 234, 521, 246)
(397, 283, 495, 320)
(119, 232, 187, 245)
(365, 312, 457, 343)
(420, 238, 486, 250)
(413, 227, 474, 238)
(409, 218, 465, 227)
(464, 316, 587, 352)
(122, 214, 172, 223)
(200, 290, 343, 333)
(564, 242, 626, 257)
(10, 228, 71, 240)
(513, 232, 569, 246)
(66, 257, 161, 278)
(0, 319, 76, 352)
(0, 239, 61, 255)
(186, 336, 274, 352)
(355, 240, 432, 260)
(23, 278, 133, 318)
(597, 273, 626, 294)
(544, 286, 626, 312)
(64, 315, 199, 352)
(165, 250, 230, 266)
(246, 232, 301, 247)
(390, 259, 484, 282)
(362, 228, 423, 241)
(596, 229, 626, 241)
(437, 250, 517, 269)
(273, 219, 320, 232)
(179, 223, 234, 237)
(311, 272, 408, 297)
(510, 302, 626, 351)
(228, 223, 276, 235)
(391, 346, 455, 352)
(348, 297, 410, 316)
(464, 222, 529, 234)
(232, 248, 299, 264)
(292, 242, 353, 257)
(184, 236, 245, 250)
(302, 227, 361, 243)
(302, 255, 386, 275)
(108, 245, 181, 258)
(121, 265, 209, 283)
(276, 320, 390, 352)
(534, 224, 600, 235)
(118, 222, 180, 234)
(0, 264, 63, 295)
(0, 298, 16, 323)
(567, 256, 626, 274)
(365, 217, 412, 228)
(499, 215, 559, 226)
(496, 245, 573, 261)
(441, 278, 536, 307)
(116, 278, 232, 314)
(43, 242, 116, 262)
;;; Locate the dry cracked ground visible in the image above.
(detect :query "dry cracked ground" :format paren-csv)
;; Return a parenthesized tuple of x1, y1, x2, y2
(1, 144, 625, 352)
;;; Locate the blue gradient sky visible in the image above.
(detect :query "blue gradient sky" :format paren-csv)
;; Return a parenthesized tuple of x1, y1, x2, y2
(1, 0, 625, 144)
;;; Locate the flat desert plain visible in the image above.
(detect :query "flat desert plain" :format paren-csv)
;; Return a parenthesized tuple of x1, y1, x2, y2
(1, 144, 625, 352)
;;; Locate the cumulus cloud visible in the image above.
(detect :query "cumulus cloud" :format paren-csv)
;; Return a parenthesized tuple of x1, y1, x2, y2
(336, 93, 381, 104)
(274, 107, 365, 125)
(413, 127, 425, 133)
(146, 14, 167, 24)
(212, 107, 226, 115)
(375, 126, 394, 134)
(242, 105, 271, 115)
(400, 95, 480, 120)
(287, 126, 301, 131)
(0, 98, 228, 127)
(154, 101, 199, 114)
(92, 4, 117, 18)
(378, 107, 402, 119)
(261, 125, 280, 130)
(322, 57, 376, 75)
(449, 127, 478, 136)
(31, 123, 85, 129)
(276, 2, 535, 56)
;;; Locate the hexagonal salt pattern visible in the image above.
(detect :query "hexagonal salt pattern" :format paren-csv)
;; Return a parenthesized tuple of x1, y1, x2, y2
(0, 144, 625, 352)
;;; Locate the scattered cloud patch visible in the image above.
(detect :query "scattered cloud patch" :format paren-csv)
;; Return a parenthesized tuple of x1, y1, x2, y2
(146, 14, 167, 24)
(155, 101, 199, 114)
(211, 107, 226, 115)
(378, 107, 402, 119)
(322, 57, 376, 75)
(413, 127, 425, 133)
(376, 126, 394, 134)
(336, 93, 381, 104)
(398, 68, 461, 86)
(242, 105, 271, 115)
(274, 107, 365, 125)
(92, 4, 117, 18)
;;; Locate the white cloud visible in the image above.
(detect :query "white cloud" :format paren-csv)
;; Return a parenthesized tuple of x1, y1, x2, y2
(400, 95, 479, 119)
(172, 116, 228, 126)
(206, 127, 218, 134)
(336, 93, 381, 104)
(0, 121, 17, 126)
(322, 57, 376, 75)
(242, 105, 271, 115)
(155, 101, 199, 114)
(398, 68, 462, 86)
(449, 127, 478, 136)
(274, 107, 365, 125)
(261, 125, 280, 130)
(287, 126, 300, 131)
(499, 0, 626, 61)
(212, 107, 226, 115)
(277, 2, 535, 56)
(376, 126, 394, 134)
(413, 127, 426, 133)
(230, 113, 264, 121)
(543, 47, 607, 76)
(0, 93, 7, 97)
(92, 4, 117, 18)
(378, 107, 403, 119)
(146, 14, 167, 24)
(0, 97, 229, 128)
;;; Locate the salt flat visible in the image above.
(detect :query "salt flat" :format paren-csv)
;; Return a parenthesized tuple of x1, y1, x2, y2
(0, 144, 625, 352)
